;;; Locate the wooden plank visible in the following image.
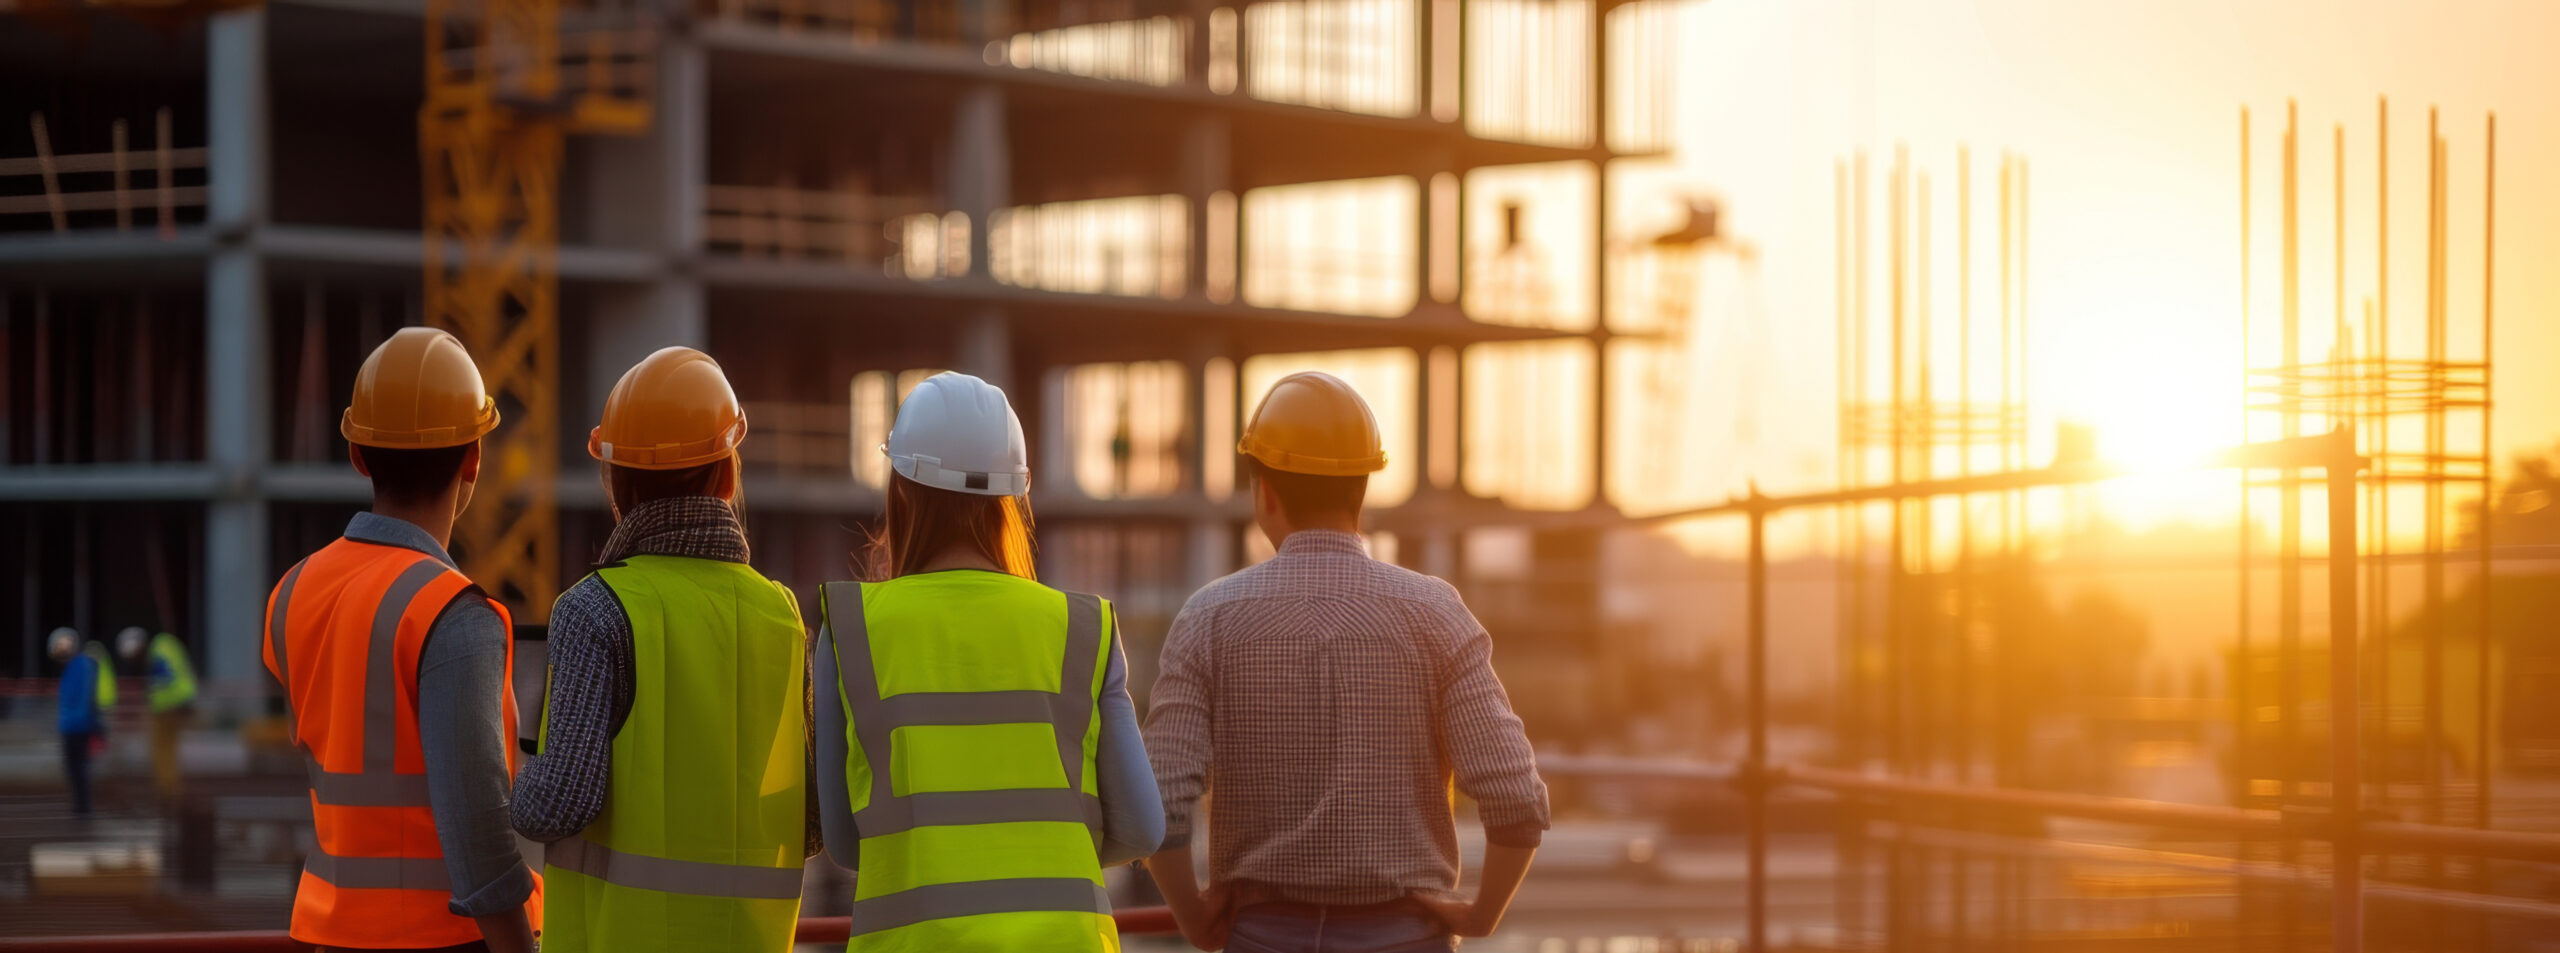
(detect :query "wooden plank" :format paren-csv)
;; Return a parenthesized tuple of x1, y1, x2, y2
(0, 147, 210, 177)
(0, 187, 210, 216)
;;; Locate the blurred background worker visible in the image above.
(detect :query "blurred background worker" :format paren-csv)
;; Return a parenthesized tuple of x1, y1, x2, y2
(509, 346, 814, 952)
(119, 626, 198, 802)
(815, 371, 1162, 953)
(50, 627, 104, 820)
(262, 326, 541, 953)
(1144, 372, 1551, 953)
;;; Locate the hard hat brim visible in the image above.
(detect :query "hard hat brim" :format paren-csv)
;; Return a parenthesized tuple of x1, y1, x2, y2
(1237, 437, 1388, 476)
(340, 398, 502, 450)
(590, 418, 751, 470)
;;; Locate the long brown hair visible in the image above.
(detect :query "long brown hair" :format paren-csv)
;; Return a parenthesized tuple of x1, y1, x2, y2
(862, 475, 1037, 581)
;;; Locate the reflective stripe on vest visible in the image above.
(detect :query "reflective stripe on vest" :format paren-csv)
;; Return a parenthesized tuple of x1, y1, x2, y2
(548, 835, 803, 900)
(263, 538, 539, 949)
(821, 578, 1116, 944)
(539, 555, 807, 953)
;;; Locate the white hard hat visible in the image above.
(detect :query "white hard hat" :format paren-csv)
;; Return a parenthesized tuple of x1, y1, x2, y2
(882, 372, 1029, 497)
(117, 627, 150, 659)
(48, 627, 79, 660)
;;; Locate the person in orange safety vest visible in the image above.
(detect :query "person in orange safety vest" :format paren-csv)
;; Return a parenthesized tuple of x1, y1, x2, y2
(261, 326, 543, 953)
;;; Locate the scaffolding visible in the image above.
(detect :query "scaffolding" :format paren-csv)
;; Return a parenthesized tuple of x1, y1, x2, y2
(1831, 144, 2034, 948)
(2237, 99, 2499, 950)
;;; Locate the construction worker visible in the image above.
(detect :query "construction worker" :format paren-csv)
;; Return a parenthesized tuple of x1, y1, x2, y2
(814, 371, 1162, 952)
(50, 628, 103, 819)
(1143, 371, 1550, 953)
(508, 346, 813, 952)
(118, 626, 199, 801)
(261, 326, 541, 953)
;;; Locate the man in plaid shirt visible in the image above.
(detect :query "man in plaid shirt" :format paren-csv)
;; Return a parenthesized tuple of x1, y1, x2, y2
(1143, 372, 1549, 953)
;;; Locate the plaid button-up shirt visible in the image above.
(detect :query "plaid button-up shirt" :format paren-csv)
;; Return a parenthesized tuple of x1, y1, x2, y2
(1144, 529, 1549, 905)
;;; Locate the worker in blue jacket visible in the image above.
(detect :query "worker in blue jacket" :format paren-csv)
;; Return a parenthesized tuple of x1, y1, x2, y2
(51, 628, 105, 819)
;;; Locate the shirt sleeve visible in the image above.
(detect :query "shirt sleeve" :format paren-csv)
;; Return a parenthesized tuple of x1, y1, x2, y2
(505, 575, 630, 843)
(1140, 598, 1215, 849)
(1421, 581, 1550, 848)
(1094, 618, 1164, 866)
(415, 596, 538, 917)
(813, 622, 862, 872)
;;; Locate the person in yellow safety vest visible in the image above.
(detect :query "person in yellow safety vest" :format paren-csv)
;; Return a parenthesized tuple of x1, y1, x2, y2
(508, 346, 815, 953)
(118, 626, 199, 802)
(1143, 372, 1550, 953)
(262, 326, 542, 953)
(814, 371, 1163, 953)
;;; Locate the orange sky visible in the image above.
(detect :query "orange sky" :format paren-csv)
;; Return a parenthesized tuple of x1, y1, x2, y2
(1658, 0, 2559, 535)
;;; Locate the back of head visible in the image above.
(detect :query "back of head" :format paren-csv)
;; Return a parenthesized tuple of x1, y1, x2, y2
(116, 626, 148, 660)
(343, 327, 499, 504)
(589, 347, 749, 515)
(48, 627, 78, 662)
(1237, 371, 1385, 527)
(868, 372, 1036, 579)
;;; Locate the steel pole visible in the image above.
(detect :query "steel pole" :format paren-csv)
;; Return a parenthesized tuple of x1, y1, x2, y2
(2328, 426, 2364, 953)
(1747, 493, 1769, 953)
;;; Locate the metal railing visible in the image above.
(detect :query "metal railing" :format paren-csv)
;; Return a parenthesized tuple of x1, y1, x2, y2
(1613, 427, 2560, 953)
(0, 909, 1178, 950)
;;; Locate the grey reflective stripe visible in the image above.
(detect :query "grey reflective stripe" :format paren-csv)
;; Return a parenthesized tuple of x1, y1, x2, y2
(878, 689, 1053, 727)
(823, 581, 897, 830)
(845, 877, 1110, 935)
(855, 788, 1104, 838)
(366, 559, 450, 774)
(306, 756, 432, 807)
(304, 850, 452, 891)
(1053, 593, 1103, 794)
(548, 835, 804, 900)
(268, 562, 305, 720)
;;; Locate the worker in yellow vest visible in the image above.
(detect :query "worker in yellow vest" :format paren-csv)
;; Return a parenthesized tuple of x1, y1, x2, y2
(119, 626, 199, 801)
(262, 326, 541, 952)
(815, 371, 1162, 953)
(508, 346, 813, 952)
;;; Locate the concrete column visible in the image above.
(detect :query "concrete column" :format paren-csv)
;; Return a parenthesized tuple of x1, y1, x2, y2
(1181, 115, 1230, 302)
(584, 36, 706, 415)
(954, 310, 1012, 394)
(949, 83, 1008, 284)
(1586, 0, 1610, 508)
(204, 9, 271, 701)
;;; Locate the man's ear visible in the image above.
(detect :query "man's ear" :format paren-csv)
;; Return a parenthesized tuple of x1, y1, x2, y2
(458, 441, 483, 484)
(349, 445, 371, 477)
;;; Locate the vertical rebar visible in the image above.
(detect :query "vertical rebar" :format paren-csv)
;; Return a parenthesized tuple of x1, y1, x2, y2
(2475, 110, 2496, 840)
(2280, 99, 2304, 953)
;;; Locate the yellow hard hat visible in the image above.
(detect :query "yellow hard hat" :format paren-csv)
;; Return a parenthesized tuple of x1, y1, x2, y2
(341, 327, 500, 449)
(1237, 371, 1387, 476)
(589, 346, 748, 470)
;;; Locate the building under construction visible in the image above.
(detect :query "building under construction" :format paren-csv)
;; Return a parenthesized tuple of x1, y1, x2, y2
(0, 0, 1678, 711)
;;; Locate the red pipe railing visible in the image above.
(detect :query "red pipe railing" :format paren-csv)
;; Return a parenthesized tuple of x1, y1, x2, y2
(0, 908, 1179, 951)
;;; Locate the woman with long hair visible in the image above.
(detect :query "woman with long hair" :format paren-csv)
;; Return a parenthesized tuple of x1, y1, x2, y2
(814, 371, 1162, 952)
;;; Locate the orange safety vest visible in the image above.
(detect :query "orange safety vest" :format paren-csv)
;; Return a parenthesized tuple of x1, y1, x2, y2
(262, 537, 544, 949)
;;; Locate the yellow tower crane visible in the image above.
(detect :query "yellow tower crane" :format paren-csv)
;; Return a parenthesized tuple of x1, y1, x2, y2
(421, 2, 649, 617)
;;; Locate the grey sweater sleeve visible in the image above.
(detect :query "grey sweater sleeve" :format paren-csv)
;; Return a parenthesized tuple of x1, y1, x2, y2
(1093, 629, 1164, 866)
(814, 623, 861, 872)
(416, 596, 537, 918)
(506, 575, 630, 843)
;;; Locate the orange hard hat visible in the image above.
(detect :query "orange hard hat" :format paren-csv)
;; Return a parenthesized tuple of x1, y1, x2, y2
(341, 327, 500, 449)
(1237, 371, 1387, 476)
(589, 346, 748, 470)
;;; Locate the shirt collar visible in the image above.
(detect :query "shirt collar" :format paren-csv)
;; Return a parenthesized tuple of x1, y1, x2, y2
(598, 496, 751, 566)
(1275, 528, 1371, 559)
(343, 512, 461, 569)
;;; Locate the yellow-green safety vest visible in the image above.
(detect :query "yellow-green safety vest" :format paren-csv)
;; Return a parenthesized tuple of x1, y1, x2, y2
(819, 572, 1119, 953)
(147, 633, 198, 713)
(83, 643, 117, 710)
(539, 554, 809, 953)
